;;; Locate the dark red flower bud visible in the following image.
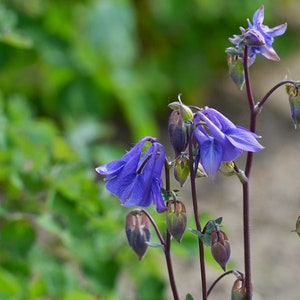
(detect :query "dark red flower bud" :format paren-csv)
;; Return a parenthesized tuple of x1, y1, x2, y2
(125, 211, 151, 260)
(211, 230, 231, 271)
(166, 200, 187, 243)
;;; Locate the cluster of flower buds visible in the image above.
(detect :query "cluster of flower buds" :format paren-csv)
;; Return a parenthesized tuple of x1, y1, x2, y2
(210, 229, 231, 271)
(166, 200, 187, 243)
(125, 210, 151, 260)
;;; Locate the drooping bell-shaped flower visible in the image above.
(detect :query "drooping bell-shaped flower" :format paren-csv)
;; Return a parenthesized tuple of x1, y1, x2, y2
(194, 107, 263, 179)
(96, 136, 166, 212)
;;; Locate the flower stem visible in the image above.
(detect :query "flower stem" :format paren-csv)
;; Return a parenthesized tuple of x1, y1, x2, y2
(163, 161, 180, 300)
(243, 46, 255, 300)
(207, 270, 241, 296)
(188, 136, 207, 300)
(257, 79, 300, 109)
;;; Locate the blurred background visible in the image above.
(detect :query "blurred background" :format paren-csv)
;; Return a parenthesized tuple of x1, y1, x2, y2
(0, 0, 299, 299)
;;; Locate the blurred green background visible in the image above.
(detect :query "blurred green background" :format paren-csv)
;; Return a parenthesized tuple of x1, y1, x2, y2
(0, 0, 297, 299)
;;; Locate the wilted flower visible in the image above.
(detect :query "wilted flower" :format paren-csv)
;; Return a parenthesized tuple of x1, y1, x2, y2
(211, 230, 231, 271)
(226, 5, 287, 63)
(126, 210, 151, 260)
(194, 107, 263, 178)
(96, 136, 166, 212)
(286, 83, 300, 129)
(166, 200, 187, 243)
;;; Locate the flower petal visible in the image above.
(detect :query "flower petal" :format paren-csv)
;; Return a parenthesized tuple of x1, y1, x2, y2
(252, 5, 264, 26)
(200, 139, 223, 179)
(267, 23, 287, 38)
(151, 178, 166, 213)
(225, 127, 264, 152)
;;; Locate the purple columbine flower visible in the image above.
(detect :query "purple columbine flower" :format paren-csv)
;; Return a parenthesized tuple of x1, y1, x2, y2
(227, 5, 287, 62)
(96, 136, 166, 212)
(194, 108, 264, 178)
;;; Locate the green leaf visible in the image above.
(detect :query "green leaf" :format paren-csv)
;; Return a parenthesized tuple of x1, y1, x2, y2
(0, 219, 36, 256)
(0, 268, 21, 299)
(185, 293, 195, 300)
(63, 290, 97, 300)
(189, 218, 223, 247)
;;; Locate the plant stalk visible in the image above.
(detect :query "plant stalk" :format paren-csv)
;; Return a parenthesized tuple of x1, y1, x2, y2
(164, 161, 180, 300)
(243, 46, 255, 300)
(188, 136, 207, 300)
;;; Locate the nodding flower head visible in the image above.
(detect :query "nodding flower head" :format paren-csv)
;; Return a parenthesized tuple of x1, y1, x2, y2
(96, 136, 166, 213)
(194, 107, 263, 179)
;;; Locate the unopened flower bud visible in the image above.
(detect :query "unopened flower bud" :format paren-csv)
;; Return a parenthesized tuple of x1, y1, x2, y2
(231, 276, 252, 300)
(168, 110, 190, 157)
(242, 28, 265, 46)
(126, 211, 151, 260)
(286, 83, 300, 128)
(196, 161, 207, 178)
(169, 94, 194, 122)
(174, 155, 190, 186)
(166, 200, 187, 243)
(231, 278, 246, 300)
(226, 53, 245, 91)
(211, 230, 231, 271)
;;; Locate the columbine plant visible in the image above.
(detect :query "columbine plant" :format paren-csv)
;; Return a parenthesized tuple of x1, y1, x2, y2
(96, 6, 299, 300)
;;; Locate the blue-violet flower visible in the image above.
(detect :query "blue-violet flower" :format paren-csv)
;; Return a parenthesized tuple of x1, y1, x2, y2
(96, 136, 166, 212)
(227, 5, 287, 62)
(194, 108, 264, 178)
